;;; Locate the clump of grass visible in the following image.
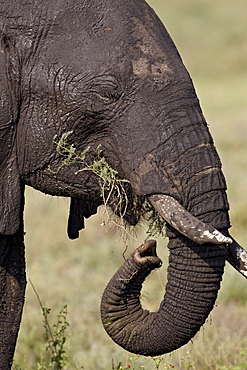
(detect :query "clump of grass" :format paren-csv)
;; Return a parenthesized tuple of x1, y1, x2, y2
(50, 131, 129, 195)
(142, 201, 166, 239)
(49, 131, 166, 239)
(51, 131, 128, 214)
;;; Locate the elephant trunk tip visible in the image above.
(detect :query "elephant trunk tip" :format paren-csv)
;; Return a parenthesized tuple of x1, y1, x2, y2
(134, 240, 162, 269)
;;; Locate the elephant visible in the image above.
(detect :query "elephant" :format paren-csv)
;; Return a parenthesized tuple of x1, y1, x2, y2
(0, 0, 246, 367)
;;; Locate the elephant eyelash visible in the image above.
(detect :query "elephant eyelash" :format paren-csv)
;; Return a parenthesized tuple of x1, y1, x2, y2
(94, 89, 122, 102)
(88, 75, 123, 103)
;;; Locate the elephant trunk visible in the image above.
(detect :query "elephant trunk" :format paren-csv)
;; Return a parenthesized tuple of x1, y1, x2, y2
(100, 100, 243, 355)
(101, 237, 226, 356)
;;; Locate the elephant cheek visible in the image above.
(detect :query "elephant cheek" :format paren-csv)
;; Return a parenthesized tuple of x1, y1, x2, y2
(128, 153, 178, 200)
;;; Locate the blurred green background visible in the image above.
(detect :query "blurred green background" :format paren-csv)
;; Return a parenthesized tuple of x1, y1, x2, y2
(14, 1, 247, 369)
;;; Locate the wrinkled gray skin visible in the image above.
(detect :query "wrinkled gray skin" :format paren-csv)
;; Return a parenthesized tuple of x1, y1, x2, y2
(0, 0, 246, 368)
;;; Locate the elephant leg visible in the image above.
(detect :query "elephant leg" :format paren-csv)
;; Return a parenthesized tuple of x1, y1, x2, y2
(0, 230, 26, 370)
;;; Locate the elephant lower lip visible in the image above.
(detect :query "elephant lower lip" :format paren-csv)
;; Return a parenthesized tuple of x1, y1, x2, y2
(67, 197, 99, 239)
(67, 198, 85, 239)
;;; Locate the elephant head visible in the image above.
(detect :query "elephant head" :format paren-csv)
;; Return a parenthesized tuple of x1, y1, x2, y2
(0, 0, 246, 366)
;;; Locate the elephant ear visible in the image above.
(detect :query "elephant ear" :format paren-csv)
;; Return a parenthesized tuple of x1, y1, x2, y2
(0, 35, 22, 235)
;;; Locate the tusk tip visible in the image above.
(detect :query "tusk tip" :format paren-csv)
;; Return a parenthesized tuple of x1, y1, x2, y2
(203, 230, 233, 245)
(225, 237, 233, 245)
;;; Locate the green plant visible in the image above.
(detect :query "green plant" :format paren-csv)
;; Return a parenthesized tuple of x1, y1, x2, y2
(51, 132, 129, 197)
(13, 278, 91, 370)
(111, 355, 140, 370)
(39, 305, 69, 369)
(151, 357, 163, 369)
(142, 201, 166, 239)
(49, 131, 131, 226)
(30, 281, 70, 370)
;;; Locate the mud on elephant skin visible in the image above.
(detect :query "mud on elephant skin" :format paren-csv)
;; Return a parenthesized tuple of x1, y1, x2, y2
(0, 0, 246, 367)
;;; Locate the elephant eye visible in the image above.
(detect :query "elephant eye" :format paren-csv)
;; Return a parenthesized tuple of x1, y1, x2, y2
(96, 88, 121, 102)
(90, 75, 122, 103)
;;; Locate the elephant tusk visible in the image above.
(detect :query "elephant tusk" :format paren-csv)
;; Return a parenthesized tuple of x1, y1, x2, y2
(148, 194, 233, 245)
(148, 194, 247, 279)
(226, 239, 247, 279)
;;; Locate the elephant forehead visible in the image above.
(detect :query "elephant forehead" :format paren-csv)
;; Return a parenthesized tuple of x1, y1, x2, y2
(129, 17, 180, 84)
(132, 58, 173, 79)
(133, 17, 166, 56)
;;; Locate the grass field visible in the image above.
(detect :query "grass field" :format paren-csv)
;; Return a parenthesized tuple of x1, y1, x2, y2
(13, 1, 247, 369)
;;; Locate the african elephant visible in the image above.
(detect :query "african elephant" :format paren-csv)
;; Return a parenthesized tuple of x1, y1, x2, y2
(0, 0, 246, 367)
